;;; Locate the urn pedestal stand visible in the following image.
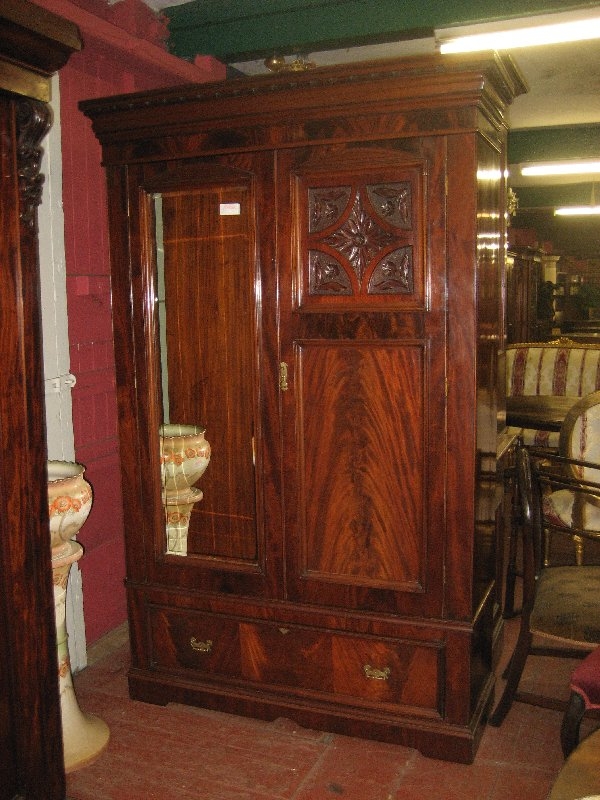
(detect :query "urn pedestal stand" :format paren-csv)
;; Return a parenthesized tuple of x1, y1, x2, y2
(159, 424, 211, 556)
(48, 461, 110, 772)
(163, 486, 204, 555)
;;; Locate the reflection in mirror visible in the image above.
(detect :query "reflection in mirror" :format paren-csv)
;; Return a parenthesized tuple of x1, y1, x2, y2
(153, 185, 258, 560)
(156, 194, 212, 555)
(159, 423, 211, 555)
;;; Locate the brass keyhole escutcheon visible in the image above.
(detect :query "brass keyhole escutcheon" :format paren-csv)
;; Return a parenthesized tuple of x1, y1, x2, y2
(190, 637, 213, 653)
(363, 664, 391, 681)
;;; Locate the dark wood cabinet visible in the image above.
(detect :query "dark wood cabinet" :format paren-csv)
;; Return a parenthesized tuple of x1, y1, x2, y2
(506, 246, 554, 343)
(81, 53, 525, 763)
(0, 3, 81, 799)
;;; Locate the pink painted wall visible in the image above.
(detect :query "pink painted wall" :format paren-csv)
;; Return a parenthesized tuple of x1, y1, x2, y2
(33, 0, 225, 643)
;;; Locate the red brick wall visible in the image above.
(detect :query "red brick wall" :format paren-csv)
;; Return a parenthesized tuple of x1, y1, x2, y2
(60, 54, 124, 642)
(34, 0, 225, 642)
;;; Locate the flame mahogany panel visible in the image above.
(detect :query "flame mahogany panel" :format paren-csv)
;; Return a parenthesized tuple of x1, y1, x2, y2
(295, 341, 426, 590)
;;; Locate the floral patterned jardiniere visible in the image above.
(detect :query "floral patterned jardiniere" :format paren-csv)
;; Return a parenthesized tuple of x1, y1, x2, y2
(47, 461, 109, 772)
(160, 424, 211, 555)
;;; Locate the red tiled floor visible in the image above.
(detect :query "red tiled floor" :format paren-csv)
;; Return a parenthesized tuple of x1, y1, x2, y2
(293, 737, 415, 800)
(65, 619, 594, 800)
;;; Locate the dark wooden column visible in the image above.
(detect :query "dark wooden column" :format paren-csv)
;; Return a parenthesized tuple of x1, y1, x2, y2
(0, 3, 81, 799)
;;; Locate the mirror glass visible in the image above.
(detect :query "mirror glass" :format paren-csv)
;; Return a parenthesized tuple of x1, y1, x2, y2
(153, 185, 258, 560)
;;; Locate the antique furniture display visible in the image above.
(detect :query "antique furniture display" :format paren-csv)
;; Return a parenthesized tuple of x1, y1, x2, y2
(505, 246, 555, 344)
(503, 388, 600, 618)
(503, 343, 600, 617)
(505, 395, 579, 432)
(81, 53, 526, 763)
(0, 2, 81, 799)
(490, 445, 600, 727)
(552, 390, 600, 565)
(505, 338, 600, 449)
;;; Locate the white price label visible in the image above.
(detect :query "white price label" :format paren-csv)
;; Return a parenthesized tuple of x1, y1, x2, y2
(219, 202, 241, 216)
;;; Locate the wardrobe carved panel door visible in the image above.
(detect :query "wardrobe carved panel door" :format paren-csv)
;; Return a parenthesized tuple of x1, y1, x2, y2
(278, 140, 447, 617)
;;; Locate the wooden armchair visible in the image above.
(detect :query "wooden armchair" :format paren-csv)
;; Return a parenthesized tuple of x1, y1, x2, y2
(490, 444, 600, 726)
(506, 339, 600, 449)
(549, 390, 600, 566)
(503, 390, 600, 618)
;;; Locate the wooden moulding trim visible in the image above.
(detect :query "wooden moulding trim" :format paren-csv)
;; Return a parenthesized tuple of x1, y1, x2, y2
(30, 0, 226, 84)
(0, 60, 51, 103)
(0, 0, 82, 100)
(79, 52, 523, 128)
(1, 0, 81, 53)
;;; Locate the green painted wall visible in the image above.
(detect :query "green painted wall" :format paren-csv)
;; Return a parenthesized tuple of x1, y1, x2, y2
(508, 125, 600, 162)
(515, 183, 598, 208)
(165, 0, 598, 61)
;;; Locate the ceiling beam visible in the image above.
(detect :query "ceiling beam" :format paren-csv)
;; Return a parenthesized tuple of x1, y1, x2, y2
(164, 0, 595, 61)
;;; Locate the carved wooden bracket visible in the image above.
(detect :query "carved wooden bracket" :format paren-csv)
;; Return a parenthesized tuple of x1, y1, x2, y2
(16, 98, 52, 232)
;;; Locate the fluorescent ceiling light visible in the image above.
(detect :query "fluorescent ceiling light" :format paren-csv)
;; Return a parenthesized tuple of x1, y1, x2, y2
(437, 9, 600, 53)
(555, 206, 600, 216)
(522, 160, 600, 177)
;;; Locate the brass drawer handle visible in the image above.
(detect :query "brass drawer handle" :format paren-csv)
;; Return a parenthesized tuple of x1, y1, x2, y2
(190, 637, 213, 653)
(363, 664, 390, 681)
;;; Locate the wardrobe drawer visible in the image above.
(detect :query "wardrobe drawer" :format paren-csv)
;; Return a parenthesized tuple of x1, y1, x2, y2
(242, 622, 442, 713)
(149, 607, 243, 678)
(149, 607, 442, 714)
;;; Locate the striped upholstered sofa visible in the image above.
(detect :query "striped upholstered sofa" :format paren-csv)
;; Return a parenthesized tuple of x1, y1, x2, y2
(506, 337, 600, 448)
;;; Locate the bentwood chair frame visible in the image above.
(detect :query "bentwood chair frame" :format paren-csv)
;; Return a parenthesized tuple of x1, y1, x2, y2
(503, 390, 600, 618)
(491, 443, 600, 726)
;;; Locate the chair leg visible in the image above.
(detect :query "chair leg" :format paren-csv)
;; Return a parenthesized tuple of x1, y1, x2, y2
(503, 527, 519, 618)
(573, 534, 584, 566)
(561, 690, 586, 758)
(544, 528, 551, 567)
(489, 627, 532, 726)
(503, 476, 522, 618)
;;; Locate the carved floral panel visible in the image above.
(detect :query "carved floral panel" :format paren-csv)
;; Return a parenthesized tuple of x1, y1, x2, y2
(304, 175, 420, 305)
